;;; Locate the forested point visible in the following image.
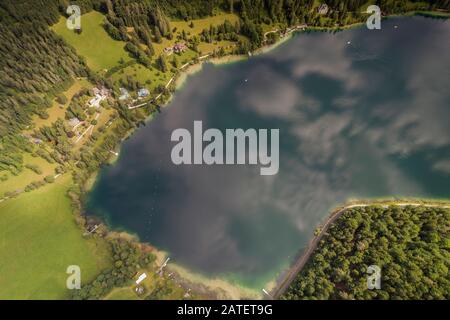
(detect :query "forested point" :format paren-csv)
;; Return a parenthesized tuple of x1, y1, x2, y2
(282, 205, 450, 300)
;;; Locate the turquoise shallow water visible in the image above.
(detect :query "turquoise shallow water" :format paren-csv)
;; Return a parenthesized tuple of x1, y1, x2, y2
(87, 17, 450, 288)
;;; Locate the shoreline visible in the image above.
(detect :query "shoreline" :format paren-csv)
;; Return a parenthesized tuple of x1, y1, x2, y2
(166, 263, 261, 300)
(270, 199, 450, 299)
(106, 231, 262, 299)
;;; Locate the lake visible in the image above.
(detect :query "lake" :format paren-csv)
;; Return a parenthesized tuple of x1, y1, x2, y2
(87, 16, 450, 289)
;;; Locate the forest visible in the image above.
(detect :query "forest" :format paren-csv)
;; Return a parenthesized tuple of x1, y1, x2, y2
(282, 205, 450, 299)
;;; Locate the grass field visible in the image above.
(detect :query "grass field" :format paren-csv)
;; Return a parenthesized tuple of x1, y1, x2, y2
(197, 40, 236, 56)
(111, 63, 172, 92)
(0, 153, 57, 198)
(51, 11, 131, 72)
(0, 175, 111, 299)
(105, 287, 139, 300)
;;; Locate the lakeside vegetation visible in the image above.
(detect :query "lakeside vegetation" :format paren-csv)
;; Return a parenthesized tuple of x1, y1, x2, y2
(282, 205, 450, 300)
(0, 0, 449, 299)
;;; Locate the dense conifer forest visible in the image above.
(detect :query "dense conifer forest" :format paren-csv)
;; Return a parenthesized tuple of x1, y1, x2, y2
(282, 206, 450, 299)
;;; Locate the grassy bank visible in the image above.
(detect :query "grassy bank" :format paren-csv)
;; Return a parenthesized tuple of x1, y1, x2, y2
(0, 175, 111, 299)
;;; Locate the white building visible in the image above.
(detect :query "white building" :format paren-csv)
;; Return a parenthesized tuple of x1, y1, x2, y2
(318, 3, 329, 15)
(88, 94, 103, 108)
(135, 273, 147, 285)
(68, 117, 80, 127)
(88, 86, 110, 108)
(119, 87, 130, 101)
(138, 88, 150, 98)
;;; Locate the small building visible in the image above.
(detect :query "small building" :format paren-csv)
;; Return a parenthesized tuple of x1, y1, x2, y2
(32, 138, 43, 144)
(135, 273, 147, 285)
(173, 42, 187, 53)
(99, 86, 109, 97)
(21, 133, 42, 144)
(88, 86, 110, 107)
(318, 3, 329, 15)
(68, 117, 81, 127)
(138, 88, 150, 98)
(135, 286, 145, 295)
(118, 87, 130, 101)
(163, 46, 173, 55)
(164, 43, 188, 55)
(88, 95, 103, 108)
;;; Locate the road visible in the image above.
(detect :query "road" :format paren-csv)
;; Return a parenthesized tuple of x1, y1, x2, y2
(269, 201, 450, 299)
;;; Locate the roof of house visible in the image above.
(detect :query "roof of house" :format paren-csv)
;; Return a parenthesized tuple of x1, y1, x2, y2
(138, 88, 149, 96)
(89, 95, 101, 105)
(174, 42, 187, 49)
(318, 3, 329, 14)
(119, 87, 130, 100)
(68, 117, 80, 126)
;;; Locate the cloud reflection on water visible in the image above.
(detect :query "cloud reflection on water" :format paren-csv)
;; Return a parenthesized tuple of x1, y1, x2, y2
(89, 17, 450, 286)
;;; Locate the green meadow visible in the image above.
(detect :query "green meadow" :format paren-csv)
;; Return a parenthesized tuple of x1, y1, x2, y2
(0, 176, 111, 299)
(171, 13, 239, 35)
(105, 287, 139, 300)
(0, 153, 57, 198)
(110, 48, 199, 91)
(111, 63, 171, 92)
(51, 11, 131, 72)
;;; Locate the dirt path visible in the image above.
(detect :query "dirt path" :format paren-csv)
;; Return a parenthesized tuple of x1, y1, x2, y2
(270, 201, 450, 299)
